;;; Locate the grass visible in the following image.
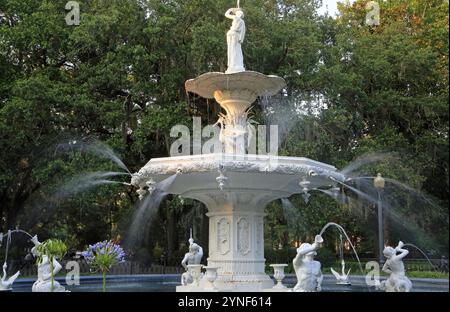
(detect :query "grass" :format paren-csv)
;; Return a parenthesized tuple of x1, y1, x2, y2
(406, 271, 449, 279)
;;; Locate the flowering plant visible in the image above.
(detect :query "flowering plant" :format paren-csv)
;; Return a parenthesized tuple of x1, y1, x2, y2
(82, 240, 125, 291)
(36, 239, 68, 292)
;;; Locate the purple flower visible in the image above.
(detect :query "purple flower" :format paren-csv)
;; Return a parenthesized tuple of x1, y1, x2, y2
(82, 240, 126, 270)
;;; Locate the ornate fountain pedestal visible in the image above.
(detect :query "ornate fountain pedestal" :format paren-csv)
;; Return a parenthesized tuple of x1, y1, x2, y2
(201, 191, 273, 291)
(177, 192, 273, 292)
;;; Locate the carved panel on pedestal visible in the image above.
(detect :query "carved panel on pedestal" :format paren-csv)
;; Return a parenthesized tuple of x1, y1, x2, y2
(217, 218, 230, 255)
(237, 217, 250, 255)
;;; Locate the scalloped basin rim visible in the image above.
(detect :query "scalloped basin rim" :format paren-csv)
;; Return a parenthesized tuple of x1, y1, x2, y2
(130, 154, 346, 197)
(131, 154, 346, 192)
(141, 153, 338, 171)
(185, 71, 287, 99)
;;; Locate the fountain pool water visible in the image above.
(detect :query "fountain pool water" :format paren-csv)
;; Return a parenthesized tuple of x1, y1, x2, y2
(8, 274, 448, 292)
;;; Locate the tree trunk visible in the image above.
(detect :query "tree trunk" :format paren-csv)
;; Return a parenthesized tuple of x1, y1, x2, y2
(7, 179, 40, 229)
(383, 203, 390, 245)
(0, 197, 4, 232)
(166, 208, 176, 264)
(200, 204, 209, 258)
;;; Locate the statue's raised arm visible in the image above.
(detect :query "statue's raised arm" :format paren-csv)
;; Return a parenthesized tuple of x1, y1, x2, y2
(293, 235, 323, 264)
(225, 8, 235, 19)
(393, 241, 409, 261)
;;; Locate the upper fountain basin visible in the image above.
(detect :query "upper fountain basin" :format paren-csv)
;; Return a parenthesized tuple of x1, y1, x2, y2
(131, 153, 346, 197)
(185, 71, 286, 101)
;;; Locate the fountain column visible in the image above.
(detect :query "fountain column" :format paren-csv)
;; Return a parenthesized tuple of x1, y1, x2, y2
(188, 190, 275, 291)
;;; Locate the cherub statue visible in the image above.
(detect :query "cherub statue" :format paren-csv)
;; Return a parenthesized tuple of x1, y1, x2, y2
(379, 241, 412, 292)
(30, 235, 67, 292)
(180, 237, 204, 286)
(293, 235, 324, 292)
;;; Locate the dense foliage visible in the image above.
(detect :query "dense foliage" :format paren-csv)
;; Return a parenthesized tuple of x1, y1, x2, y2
(0, 0, 448, 265)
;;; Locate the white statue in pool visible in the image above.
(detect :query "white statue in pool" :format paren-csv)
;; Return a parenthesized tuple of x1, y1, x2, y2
(0, 262, 20, 291)
(225, 6, 246, 74)
(0, 231, 21, 291)
(293, 235, 324, 292)
(181, 237, 204, 286)
(331, 260, 351, 285)
(380, 241, 412, 292)
(30, 235, 67, 292)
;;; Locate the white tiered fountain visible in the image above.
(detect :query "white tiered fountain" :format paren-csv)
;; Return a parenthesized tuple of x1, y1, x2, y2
(131, 3, 346, 292)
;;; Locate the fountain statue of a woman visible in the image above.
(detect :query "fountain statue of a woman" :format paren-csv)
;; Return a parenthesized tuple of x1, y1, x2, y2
(293, 235, 324, 292)
(225, 6, 246, 74)
(380, 241, 412, 292)
(30, 236, 67, 292)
